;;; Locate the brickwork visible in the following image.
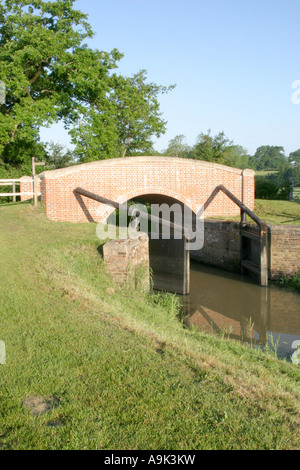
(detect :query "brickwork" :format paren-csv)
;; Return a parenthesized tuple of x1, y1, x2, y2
(192, 221, 300, 280)
(191, 220, 241, 272)
(268, 225, 300, 280)
(20, 176, 41, 201)
(20, 176, 33, 201)
(103, 233, 150, 290)
(35, 157, 255, 223)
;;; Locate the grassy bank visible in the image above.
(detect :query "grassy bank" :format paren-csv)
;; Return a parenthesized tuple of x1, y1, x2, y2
(254, 199, 300, 225)
(0, 203, 300, 450)
(213, 199, 300, 225)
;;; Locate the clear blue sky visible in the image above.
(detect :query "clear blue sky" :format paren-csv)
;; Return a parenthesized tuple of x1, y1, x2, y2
(40, 0, 300, 156)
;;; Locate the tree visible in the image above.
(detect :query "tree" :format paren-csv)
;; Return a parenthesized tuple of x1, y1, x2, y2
(249, 146, 287, 171)
(190, 130, 233, 163)
(71, 70, 175, 161)
(289, 149, 300, 166)
(0, 0, 122, 171)
(164, 135, 190, 158)
(44, 142, 75, 169)
(223, 145, 250, 169)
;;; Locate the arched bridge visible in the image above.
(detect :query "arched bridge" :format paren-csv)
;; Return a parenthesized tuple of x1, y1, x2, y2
(20, 157, 268, 292)
(33, 157, 255, 223)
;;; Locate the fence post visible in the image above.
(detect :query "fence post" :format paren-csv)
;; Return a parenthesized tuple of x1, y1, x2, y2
(12, 182, 16, 202)
(32, 157, 37, 207)
(32, 157, 45, 206)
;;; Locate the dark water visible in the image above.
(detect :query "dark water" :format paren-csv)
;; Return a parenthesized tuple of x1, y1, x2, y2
(182, 262, 300, 360)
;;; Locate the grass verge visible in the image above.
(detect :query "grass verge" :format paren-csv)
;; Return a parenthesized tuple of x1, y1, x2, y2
(0, 203, 300, 450)
(211, 199, 300, 225)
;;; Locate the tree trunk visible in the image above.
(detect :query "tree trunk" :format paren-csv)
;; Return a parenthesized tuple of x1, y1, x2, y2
(122, 137, 131, 158)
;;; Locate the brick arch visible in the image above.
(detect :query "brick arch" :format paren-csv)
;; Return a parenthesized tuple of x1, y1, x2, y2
(38, 156, 255, 223)
(98, 190, 197, 223)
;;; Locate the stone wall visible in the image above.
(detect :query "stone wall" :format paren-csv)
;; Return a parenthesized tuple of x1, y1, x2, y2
(191, 220, 241, 273)
(103, 233, 150, 291)
(191, 220, 300, 280)
(268, 225, 300, 280)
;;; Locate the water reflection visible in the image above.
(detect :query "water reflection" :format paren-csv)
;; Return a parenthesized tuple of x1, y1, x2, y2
(182, 262, 300, 360)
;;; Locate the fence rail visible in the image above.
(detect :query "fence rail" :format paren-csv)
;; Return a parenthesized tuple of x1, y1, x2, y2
(0, 178, 41, 201)
(0, 179, 22, 182)
(0, 179, 22, 202)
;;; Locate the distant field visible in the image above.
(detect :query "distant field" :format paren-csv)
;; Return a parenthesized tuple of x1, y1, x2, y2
(293, 186, 300, 201)
(255, 170, 278, 177)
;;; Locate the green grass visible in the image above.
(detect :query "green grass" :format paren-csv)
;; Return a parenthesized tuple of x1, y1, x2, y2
(278, 274, 300, 293)
(253, 199, 300, 225)
(213, 199, 300, 225)
(1, 203, 300, 450)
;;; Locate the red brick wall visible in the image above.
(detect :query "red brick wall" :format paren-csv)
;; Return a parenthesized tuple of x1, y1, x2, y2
(39, 157, 255, 223)
(20, 176, 33, 201)
(20, 176, 41, 201)
(268, 225, 300, 279)
(103, 234, 149, 289)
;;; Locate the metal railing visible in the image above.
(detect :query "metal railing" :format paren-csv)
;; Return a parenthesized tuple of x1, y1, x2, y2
(216, 185, 264, 227)
(216, 185, 268, 287)
(74, 187, 188, 237)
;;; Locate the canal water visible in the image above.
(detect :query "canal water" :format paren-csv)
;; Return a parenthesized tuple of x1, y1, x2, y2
(182, 262, 300, 360)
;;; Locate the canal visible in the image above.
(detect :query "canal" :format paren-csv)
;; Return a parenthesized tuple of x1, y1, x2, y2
(181, 262, 300, 360)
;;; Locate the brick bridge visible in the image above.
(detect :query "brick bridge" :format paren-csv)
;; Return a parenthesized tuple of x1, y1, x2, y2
(21, 157, 255, 223)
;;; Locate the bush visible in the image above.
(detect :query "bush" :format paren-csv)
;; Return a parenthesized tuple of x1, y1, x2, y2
(255, 174, 291, 200)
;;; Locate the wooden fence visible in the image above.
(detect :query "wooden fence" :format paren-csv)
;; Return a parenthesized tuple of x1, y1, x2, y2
(0, 179, 40, 202)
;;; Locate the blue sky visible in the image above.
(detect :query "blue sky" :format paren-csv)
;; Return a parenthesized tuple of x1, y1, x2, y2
(40, 0, 300, 156)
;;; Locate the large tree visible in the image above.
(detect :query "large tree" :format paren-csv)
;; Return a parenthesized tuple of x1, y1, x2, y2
(223, 145, 250, 169)
(249, 146, 287, 171)
(0, 0, 122, 172)
(71, 70, 175, 161)
(164, 135, 190, 158)
(190, 130, 233, 163)
(289, 149, 300, 166)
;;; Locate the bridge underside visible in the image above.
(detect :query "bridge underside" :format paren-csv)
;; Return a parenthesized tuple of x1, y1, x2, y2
(107, 194, 193, 296)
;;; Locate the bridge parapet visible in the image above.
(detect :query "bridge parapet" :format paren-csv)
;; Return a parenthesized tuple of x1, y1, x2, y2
(38, 157, 255, 223)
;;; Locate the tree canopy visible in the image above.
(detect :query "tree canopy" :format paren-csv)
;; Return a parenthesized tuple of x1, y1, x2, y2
(189, 130, 233, 163)
(0, 0, 173, 174)
(164, 134, 190, 158)
(71, 70, 175, 161)
(248, 146, 287, 171)
(163, 131, 250, 167)
(289, 149, 300, 166)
